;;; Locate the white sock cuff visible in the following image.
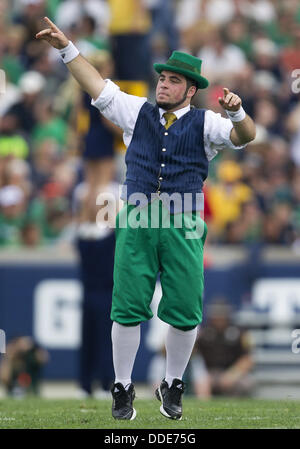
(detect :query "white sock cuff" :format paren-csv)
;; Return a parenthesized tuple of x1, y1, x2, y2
(169, 326, 197, 337)
(112, 321, 140, 334)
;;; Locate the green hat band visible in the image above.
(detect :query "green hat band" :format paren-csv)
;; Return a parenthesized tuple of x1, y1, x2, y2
(166, 58, 199, 74)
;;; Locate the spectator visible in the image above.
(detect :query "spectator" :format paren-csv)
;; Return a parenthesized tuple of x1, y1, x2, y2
(240, 0, 276, 24)
(264, 8, 296, 48)
(225, 17, 253, 59)
(13, 0, 47, 42)
(3, 158, 32, 198)
(252, 38, 281, 82)
(1, 25, 27, 85)
(0, 114, 29, 159)
(148, 0, 179, 57)
(55, 0, 110, 36)
(263, 202, 295, 245)
(30, 138, 61, 191)
(5, 70, 46, 135)
(176, 0, 238, 30)
(0, 185, 27, 246)
(224, 200, 263, 244)
(73, 50, 121, 219)
(253, 98, 282, 136)
(20, 220, 42, 246)
(76, 15, 111, 56)
(192, 298, 254, 398)
(0, 336, 48, 397)
(207, 160, 253, 239)
(31, 96, 69, 148)
(197, 28, 248, 85)
(108, 0, 152, 83)
(280, 26, 300, 75)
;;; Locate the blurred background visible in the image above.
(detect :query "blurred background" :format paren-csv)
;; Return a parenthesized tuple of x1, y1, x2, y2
(1, 0, 300, 400)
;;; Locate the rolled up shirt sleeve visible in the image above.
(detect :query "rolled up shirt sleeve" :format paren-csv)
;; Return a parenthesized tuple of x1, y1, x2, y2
(91, 79, 147, 147)
(204, 109, 246, 161)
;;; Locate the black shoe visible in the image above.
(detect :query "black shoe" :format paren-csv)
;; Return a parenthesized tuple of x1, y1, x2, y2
(111, 383, 136, 420)
(155, 378, 184, 420)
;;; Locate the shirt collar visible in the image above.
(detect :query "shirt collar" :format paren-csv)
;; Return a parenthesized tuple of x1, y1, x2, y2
(159, 104, 191, 121)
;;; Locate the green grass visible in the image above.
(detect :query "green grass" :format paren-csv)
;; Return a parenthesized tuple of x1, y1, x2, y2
(0, 397, 300, 429)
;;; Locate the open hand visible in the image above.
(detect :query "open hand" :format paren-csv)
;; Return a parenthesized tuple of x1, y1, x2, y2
(218, 88, 242, 112)
(36, 17, 69, 49)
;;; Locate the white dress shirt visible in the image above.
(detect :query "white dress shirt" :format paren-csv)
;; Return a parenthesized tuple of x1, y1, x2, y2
(91, 79, 245, 161)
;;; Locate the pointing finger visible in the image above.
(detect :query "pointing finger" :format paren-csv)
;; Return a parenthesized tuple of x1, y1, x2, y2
(223, 87, 230, 97)
(44, 16, 59, 32)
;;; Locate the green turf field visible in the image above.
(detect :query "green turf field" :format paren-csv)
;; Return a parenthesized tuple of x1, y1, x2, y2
(0, 398, 300, 429)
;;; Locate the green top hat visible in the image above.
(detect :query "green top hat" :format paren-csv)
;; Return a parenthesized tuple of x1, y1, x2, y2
(153, 51, 209, 90)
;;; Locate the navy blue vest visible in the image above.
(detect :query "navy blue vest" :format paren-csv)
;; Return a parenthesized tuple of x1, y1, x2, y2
(121, 102, 208, 213)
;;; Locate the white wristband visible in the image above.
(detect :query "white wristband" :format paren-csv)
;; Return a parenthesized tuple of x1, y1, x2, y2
(225, 106, 246, 122)
(59, 41, 79, 64)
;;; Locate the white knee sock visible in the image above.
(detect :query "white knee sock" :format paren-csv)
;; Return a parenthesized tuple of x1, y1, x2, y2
(111, 321, 140, 388)
(165, 325, 198, 387)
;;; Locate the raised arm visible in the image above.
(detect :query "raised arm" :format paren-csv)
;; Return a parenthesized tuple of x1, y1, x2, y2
(218, 87, 256, 146)
(36, 17, 105, 100)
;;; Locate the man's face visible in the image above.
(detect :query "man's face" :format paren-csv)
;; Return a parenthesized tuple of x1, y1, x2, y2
(156, 71, 195, 111)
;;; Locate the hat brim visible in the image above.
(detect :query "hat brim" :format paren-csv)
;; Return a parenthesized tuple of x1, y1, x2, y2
(153, 63, 209, 89)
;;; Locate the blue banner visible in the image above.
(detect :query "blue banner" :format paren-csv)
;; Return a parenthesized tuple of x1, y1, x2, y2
(1, 258, 300, 380)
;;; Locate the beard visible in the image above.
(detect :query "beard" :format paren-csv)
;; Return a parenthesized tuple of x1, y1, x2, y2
(156, 90, 188, 111)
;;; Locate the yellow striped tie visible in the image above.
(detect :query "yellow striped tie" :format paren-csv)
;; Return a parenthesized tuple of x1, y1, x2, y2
(163, 112, 177, 130)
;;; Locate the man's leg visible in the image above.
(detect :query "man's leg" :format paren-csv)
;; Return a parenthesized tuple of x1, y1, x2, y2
(165, 325, 198, 388)
(156, 326, 198, 420)
(111, 322, 140, 387)
(156, 210, 207, 419)
(111, 203, 160, 419)
(110, 322, 140, 420)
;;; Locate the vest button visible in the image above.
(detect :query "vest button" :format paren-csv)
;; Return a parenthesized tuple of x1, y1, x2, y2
(164, 132, 168, 136)
(157, 190, 161, 195)
(162, 148, 166, 152)
(159, 177, 163, 181)
(161, 163, 165, 167)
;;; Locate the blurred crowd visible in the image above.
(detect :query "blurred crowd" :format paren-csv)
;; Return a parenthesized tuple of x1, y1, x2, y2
(1, 0, 300, 248)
